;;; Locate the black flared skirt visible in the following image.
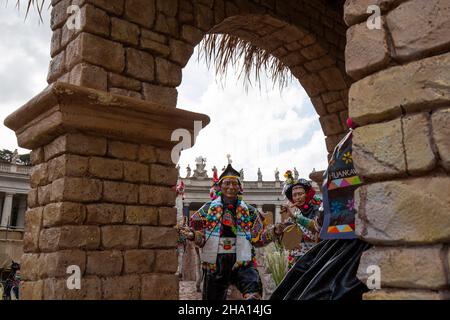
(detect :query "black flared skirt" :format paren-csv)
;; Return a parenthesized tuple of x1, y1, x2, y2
(270, 239, 371, 300)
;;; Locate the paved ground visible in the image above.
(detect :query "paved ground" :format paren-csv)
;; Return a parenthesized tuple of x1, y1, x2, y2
(179, 281, 247, 300)
(179, 281, 202, 300)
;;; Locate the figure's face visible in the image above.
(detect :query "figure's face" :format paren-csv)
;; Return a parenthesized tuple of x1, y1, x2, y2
(292, 186, 306, 207)
(221, 178, 239, 199)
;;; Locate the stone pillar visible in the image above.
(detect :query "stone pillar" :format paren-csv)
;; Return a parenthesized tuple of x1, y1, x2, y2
(274, 205, 282, 224)
(344, 0, 450, 300)
(15, 195, 28, 228)
(1, 193, 14, 227)
(4, 83, 209, 300)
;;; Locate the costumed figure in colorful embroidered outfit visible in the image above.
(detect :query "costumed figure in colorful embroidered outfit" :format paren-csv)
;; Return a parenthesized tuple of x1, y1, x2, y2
(280, 171, 323, 260)
(179, 164, 284, 300)
(271, 118, 371, 300)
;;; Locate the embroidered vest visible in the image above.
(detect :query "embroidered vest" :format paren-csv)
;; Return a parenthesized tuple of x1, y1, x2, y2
(200, 196, 253, 266)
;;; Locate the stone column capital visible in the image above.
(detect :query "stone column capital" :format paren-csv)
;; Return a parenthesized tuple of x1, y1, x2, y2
(4, 82, 210, 150)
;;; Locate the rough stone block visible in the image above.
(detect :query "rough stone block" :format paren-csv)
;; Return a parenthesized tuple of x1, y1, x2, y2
(109, 88, 142, 99)
(142, 83, 178, 107)
(50, 0, 71, 30)
(125, 0, 156, 28)
(387, 0, 450, 61)
(51, 177, 103, 202)
(111, 17, 140, 46)
(47, 154, 89, 182)
(31, 148, 45, 165)
(319, 113, 344, 136)
(154, 249, 178, 273)
(355, 175, 450, 244)
(126, 48, 155, 82)
(43, 202, 86, 227)
(124, 161, 149, 183)
(139, 185, 176, 206)
(357, 246, 447, 290)
(181, 25, 204, 45)
(107, 140, 139, 161)
(300, 73, 327, 97)
(87, 250, 123, 276)
(353, 118, 406, 179)
(349, 52, 450, 126)
(43, 250, 87, 278)
(69, 62, 107, 91)
(124, 249, 155, 274)
(23, 208, 43, 253)
(30, 163, 49, 188)
(158, 207, 177, 226)
(125, 206, 158, 225)
(149, 164, 178, 186)
(39, 226, 100, 251)
(66, 33, 125, 73)
(89, 157, 123, 180)
(103, 181, 139, 204)
(38, 185, 52, 206)
(78, 4, 110, 37)
(155, 148, 174, 165)
(169, 39, 193, 67)
(44, 133, 107, 161)
(155, 58, 182, 86)
(346, 19, 390, 80)
(344, 0, 402, 26)
(431, 108, 450, 171)
(21, 280, 44, 300)
(21, 253, 42, 281)
(139, 145, 158, 164)
(101, 225, 140, 249)
(141, 226, 177, 249)
(86, 203, 124, 225)
(28, 188, 39, 209)
(140, 31, 171, 56)
(102, 275, 141, 300)
(43, 276, 101, 300)
(157, 0, 178, 16)
(47, 50, 66, 83)
(108, 73, 142, 91)
(141, 274, 179, 299)
(402, 113, 437, 175)
(74, 0, 124, 15)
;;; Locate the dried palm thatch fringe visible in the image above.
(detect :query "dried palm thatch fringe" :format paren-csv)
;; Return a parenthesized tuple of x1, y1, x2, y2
(199, 33, 292, 92)
(16, 0, 48, 22)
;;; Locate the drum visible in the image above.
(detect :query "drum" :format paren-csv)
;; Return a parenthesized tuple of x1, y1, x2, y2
(280, 223, 303, 251)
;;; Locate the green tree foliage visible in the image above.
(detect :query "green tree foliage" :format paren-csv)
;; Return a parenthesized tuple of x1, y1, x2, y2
(0, 149, 31, 165)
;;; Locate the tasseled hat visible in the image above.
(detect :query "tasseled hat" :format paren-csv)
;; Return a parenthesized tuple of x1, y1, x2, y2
(282, 170, 315, 209)
(218, 164, 244, 194)
(219, 164, 241, 183)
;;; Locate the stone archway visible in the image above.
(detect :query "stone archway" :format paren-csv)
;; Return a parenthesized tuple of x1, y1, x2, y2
(4, 0, 450, 300)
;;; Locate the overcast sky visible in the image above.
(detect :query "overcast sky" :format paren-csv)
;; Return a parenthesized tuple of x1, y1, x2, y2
(0, 3, 328, 181)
